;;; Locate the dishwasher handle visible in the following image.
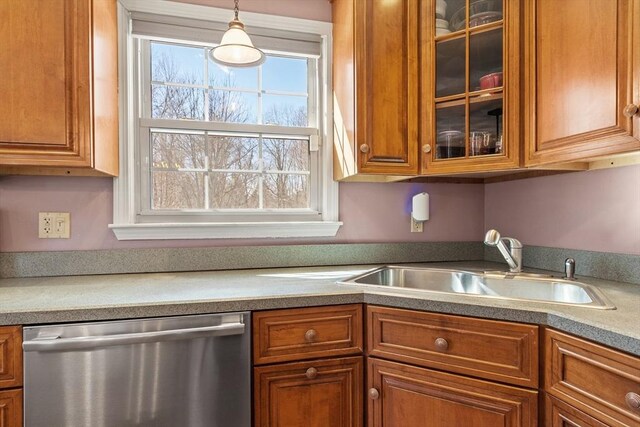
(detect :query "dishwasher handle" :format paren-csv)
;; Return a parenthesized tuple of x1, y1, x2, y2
(23, 322, 245, 352)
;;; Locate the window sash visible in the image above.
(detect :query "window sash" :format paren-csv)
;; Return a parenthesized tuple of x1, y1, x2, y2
(135, 37, 322, 220)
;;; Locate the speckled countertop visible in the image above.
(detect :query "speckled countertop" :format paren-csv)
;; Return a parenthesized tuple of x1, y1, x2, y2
(0, 261, 638, 355)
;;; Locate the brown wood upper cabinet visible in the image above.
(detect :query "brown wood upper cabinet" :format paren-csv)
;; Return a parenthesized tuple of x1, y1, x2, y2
(420, 0, 523, 174)
(0, 0, 118, 177)
(524, 0, 640, 166)
(332, 0, 420, 180)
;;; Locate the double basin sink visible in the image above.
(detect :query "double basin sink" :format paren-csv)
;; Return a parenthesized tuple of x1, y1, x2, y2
(338, 266, 615, 309)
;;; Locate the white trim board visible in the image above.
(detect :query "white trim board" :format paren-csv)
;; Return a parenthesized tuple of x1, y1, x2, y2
(118, 0, 332, 35)
(112, 1, 340, 240)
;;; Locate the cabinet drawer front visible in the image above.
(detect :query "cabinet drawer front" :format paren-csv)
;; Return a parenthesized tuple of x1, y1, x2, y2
(368, 358, 537, 427)
(253, 305, 363, 365)
(254, 356, 363, 427)
(0, 389, 22, 427)
(367, 306, 538, 388)
(545, 329, 640, 427)
(0, 326, 21, 390)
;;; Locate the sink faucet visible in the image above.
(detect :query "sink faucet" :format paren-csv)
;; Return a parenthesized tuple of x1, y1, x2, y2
(484, 229, 523, 273)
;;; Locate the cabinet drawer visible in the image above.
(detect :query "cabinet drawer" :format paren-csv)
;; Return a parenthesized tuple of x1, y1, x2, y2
(545, 329, 640, 427)
(253, 305, 363, 365)
(0, 389, 22, 427)
(367, 306, 538, 388)
(0, 326, 21, 390)
(254, 356, 363, 427)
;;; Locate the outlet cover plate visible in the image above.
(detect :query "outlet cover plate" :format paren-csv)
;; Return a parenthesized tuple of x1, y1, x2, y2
(39, 212, 70, 239)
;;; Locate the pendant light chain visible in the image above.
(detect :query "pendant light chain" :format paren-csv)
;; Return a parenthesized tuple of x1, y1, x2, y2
(234, 0, 240, 20)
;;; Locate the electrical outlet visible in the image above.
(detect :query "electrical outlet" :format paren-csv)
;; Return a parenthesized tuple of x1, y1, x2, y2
(411, 217, 423, 233)
(39, 212, 70, 238)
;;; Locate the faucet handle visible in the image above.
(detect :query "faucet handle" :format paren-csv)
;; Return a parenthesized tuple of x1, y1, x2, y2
(564, 258, 576, 280)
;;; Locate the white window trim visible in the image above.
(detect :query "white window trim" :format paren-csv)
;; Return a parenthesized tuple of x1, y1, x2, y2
(111, 0, 341, 240)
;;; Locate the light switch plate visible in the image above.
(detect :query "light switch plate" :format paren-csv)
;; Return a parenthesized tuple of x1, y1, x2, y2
(39, 212, 70, 238)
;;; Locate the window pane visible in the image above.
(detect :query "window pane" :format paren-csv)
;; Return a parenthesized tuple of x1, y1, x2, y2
(209, 61, 258, 89)
(263, 138, 309, 171)
(209, 90, 258, 123)
(152, 172, 205, 209)
(152, 132, 206, 169)
(209, 135, 259, 170)
(210, 173, 260, 208)
(152, 85, 205, 120)
(263, 56, 308, 93)
(263, 96, 308, 126)
(264, 174, 309, 209)
(151, 43, 204, 85)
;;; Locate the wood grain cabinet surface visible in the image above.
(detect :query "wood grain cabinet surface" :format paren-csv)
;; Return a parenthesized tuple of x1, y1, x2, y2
(367, 357, 538, 427)
(254, 356, 363, 427)
(545, 395, 610, 427)
(0, 389, 22, 427)
(544, 329, 640, 427)
(367, 305, 539, 388)
(524, 0, 640, 166)
(253, 305, 363, 365)
(420, 0, 523, 175)
(332, 0, 419, 180)
(0, 327, 22, 427)
(0, 0, 118, 176)
(0, 327, 22, 391)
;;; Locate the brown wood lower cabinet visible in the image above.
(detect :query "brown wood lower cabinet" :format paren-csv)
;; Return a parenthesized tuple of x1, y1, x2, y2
(367, 358, 538, 427)
(545, 395, 609, 427)
(254, 356, 363, 427)
(0, 389, 21, 427)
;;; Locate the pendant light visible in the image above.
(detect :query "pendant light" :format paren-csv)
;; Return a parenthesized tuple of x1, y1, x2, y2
(210, 0, 265, 68)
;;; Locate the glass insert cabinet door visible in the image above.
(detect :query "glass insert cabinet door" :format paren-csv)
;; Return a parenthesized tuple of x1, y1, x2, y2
(422, 0, 521, 172)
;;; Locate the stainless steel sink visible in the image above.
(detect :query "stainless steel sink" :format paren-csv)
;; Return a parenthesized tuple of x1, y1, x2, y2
(338, 266, 615, 309)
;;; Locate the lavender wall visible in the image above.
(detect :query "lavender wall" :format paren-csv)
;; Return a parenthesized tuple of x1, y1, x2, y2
(0, 178, 484, 252)
(484, 165, 640, 255)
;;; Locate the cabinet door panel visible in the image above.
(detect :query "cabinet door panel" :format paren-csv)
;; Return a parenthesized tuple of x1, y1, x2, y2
(254, 356, 363, 427)
(545, 395, 609, 427)
(368, 358, 537, 427)
(0, 389, 22, 427)
(525, 0, 640, 165)
(0, 326, 22, 390)
(355, 0, 419, 174)
(0, 0, 91, 166)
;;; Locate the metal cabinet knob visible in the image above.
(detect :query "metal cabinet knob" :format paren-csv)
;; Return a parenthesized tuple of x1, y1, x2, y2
(368, 388, 380, 400)
(435, 337, 449, 351)
(360, 144, 370, 153)
(304, 329, 317, 342)
(623, 104, 639, 118)
(626, 392, 640, 411)
(422, 144, 432, 154)
(305, 367, 318, 379)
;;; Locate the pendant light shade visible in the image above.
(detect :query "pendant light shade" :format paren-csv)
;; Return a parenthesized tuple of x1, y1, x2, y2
(210, 1, 265, 68)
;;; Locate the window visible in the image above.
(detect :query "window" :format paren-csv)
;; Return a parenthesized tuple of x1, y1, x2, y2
(111, 1, 340, 240)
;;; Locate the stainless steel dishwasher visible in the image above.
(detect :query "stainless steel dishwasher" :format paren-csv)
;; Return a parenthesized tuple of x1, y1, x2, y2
(23, 312, 251, 427)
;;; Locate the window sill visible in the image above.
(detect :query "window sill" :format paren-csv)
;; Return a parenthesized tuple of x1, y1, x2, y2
(109, 221, 343, 240)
